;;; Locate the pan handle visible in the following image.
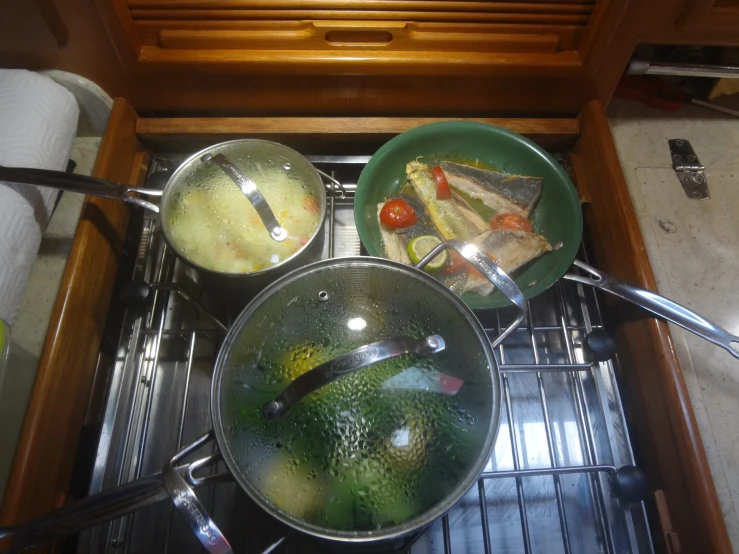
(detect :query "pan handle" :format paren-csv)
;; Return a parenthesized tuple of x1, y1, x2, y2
(564, 260, 739, 360)
(0, 165, 162, 212)
(417, 240, 528, 348)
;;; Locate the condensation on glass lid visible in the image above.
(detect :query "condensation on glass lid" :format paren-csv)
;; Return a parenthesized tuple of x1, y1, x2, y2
(165, 154, 322, 275)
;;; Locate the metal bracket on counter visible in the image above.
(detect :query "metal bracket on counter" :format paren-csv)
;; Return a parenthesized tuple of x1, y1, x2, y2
(669, 139, 710, 200)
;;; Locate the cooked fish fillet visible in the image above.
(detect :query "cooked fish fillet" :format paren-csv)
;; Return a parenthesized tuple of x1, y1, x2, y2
(406, 161, 488, 241)
(462, 230, 552, 295)
(377, 203, 412, 264)
(440, 161, 543, 217)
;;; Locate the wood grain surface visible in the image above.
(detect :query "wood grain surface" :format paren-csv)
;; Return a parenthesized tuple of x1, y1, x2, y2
(570, 100, 732, 554)
(135, 115, 581, 153)
(0, 100, 145, 536)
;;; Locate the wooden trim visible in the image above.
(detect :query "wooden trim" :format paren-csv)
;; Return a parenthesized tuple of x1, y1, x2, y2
(0, 100, 145, 532)
(130, 8, 590, 24)
(127, 0, 595, 11)
(157, 26, 562, 54)
(135, 116, 581, 152)
(137, 47, 584, 76)
(571, 100, 732, 554)
(136, 116, 580, 136)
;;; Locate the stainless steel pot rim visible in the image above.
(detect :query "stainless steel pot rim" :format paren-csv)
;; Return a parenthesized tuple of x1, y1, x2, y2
(210, 255, 503, 543)
(161, 138, 328, 278)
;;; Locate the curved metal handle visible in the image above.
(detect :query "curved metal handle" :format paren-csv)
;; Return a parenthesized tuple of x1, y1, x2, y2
(164, 432, 233, 554)
(0, 165, 162, 212)
(416, 240, 527, 348)
(0, 474, 169, 551)
(564, 260, 739, 360)
(262, 335, 446, 419)
(201, 153, 287, 242)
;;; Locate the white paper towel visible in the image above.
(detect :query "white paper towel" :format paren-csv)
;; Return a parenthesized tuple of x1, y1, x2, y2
(0, 69, 79, 325)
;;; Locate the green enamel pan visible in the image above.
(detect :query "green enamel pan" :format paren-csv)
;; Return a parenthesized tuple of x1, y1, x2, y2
(354, 121, 583, 310)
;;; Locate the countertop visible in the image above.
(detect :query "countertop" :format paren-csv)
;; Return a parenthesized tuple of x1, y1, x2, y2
(607, 97, 739, 553)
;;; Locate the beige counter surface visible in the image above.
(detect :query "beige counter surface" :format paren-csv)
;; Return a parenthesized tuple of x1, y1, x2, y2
(608, 98, 739, 553)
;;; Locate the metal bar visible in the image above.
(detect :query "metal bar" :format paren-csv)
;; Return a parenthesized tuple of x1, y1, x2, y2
(501, 363, 593, 373)
(627, 58, 739, 79)
(328, 170, 336, 258)
(528, 302, 572, 554)
(477, 480, 492, 554)
(482, 464, 618, 479)
(307, 155, 373, 164)
(487, 324, 601, 333)
(163, 330, 198, 554)
(442, 514, 452, 554)
(556, 281, 616, 554)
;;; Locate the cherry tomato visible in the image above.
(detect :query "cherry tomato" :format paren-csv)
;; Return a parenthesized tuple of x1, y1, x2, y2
(489, 213, 533, 233)
(380, 199, 418, 229)
(432, 166, 452, 200)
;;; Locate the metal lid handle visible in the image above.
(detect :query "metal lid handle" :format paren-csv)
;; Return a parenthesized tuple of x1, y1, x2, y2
(262, 334, 446, 419)
(416, 240, 527, 348)
(201, 153, 287, 242)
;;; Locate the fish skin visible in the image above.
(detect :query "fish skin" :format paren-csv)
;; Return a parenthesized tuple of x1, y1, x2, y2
(439, 161, 543, 217)
(377, 191, 439, 265)
(406, 161, 487, 241)
(377, 203, 411, 264)
(462, 229, 552, 295)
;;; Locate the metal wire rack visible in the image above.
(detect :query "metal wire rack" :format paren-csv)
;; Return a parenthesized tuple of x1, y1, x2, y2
(78, 155, 653, 554)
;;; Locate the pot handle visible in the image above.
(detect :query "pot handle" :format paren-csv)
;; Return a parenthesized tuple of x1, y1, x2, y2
(564, 260, 739, 359)
(0, 433, 232, 553)
(162, 431, 233, 554)
(201, 153, 287, 242)
(0, 165, 163, 213)
(0, 474, 170, 551)
(262, 335, 446, 419)
(416, 240, 527, 348)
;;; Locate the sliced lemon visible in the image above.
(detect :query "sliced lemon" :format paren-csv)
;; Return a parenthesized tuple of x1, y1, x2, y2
(407, 235, 448, 270)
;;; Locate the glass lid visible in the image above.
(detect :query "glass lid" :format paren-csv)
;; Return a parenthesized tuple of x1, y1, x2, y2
(160, 140, 326, 275)
(213, 258, 500, 539)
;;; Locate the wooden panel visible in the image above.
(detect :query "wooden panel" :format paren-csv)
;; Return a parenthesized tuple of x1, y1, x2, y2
(137, 20, 584, 50)
(0, 100, 145, 531)
(131, 8, 590, 23)
(571, 100, 732, 554)
(136, 115, 580, 135)
(136, 115, 580, 151)
(137, 47, 583, 76)
(128, 0, 595, 9)
(126, 72, 594, 115)
(157, 22, 562, 54)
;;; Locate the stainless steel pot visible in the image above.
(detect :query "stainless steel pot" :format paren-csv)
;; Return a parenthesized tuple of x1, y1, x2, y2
(0, 241, 526, 553)
(0, 139, 329, 307)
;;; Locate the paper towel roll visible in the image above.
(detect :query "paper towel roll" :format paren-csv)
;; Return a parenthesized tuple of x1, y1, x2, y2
(0, 69, 79, 325)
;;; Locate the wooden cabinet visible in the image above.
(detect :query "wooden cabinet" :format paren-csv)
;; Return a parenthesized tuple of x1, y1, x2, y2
(105, 0, 594, 73)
